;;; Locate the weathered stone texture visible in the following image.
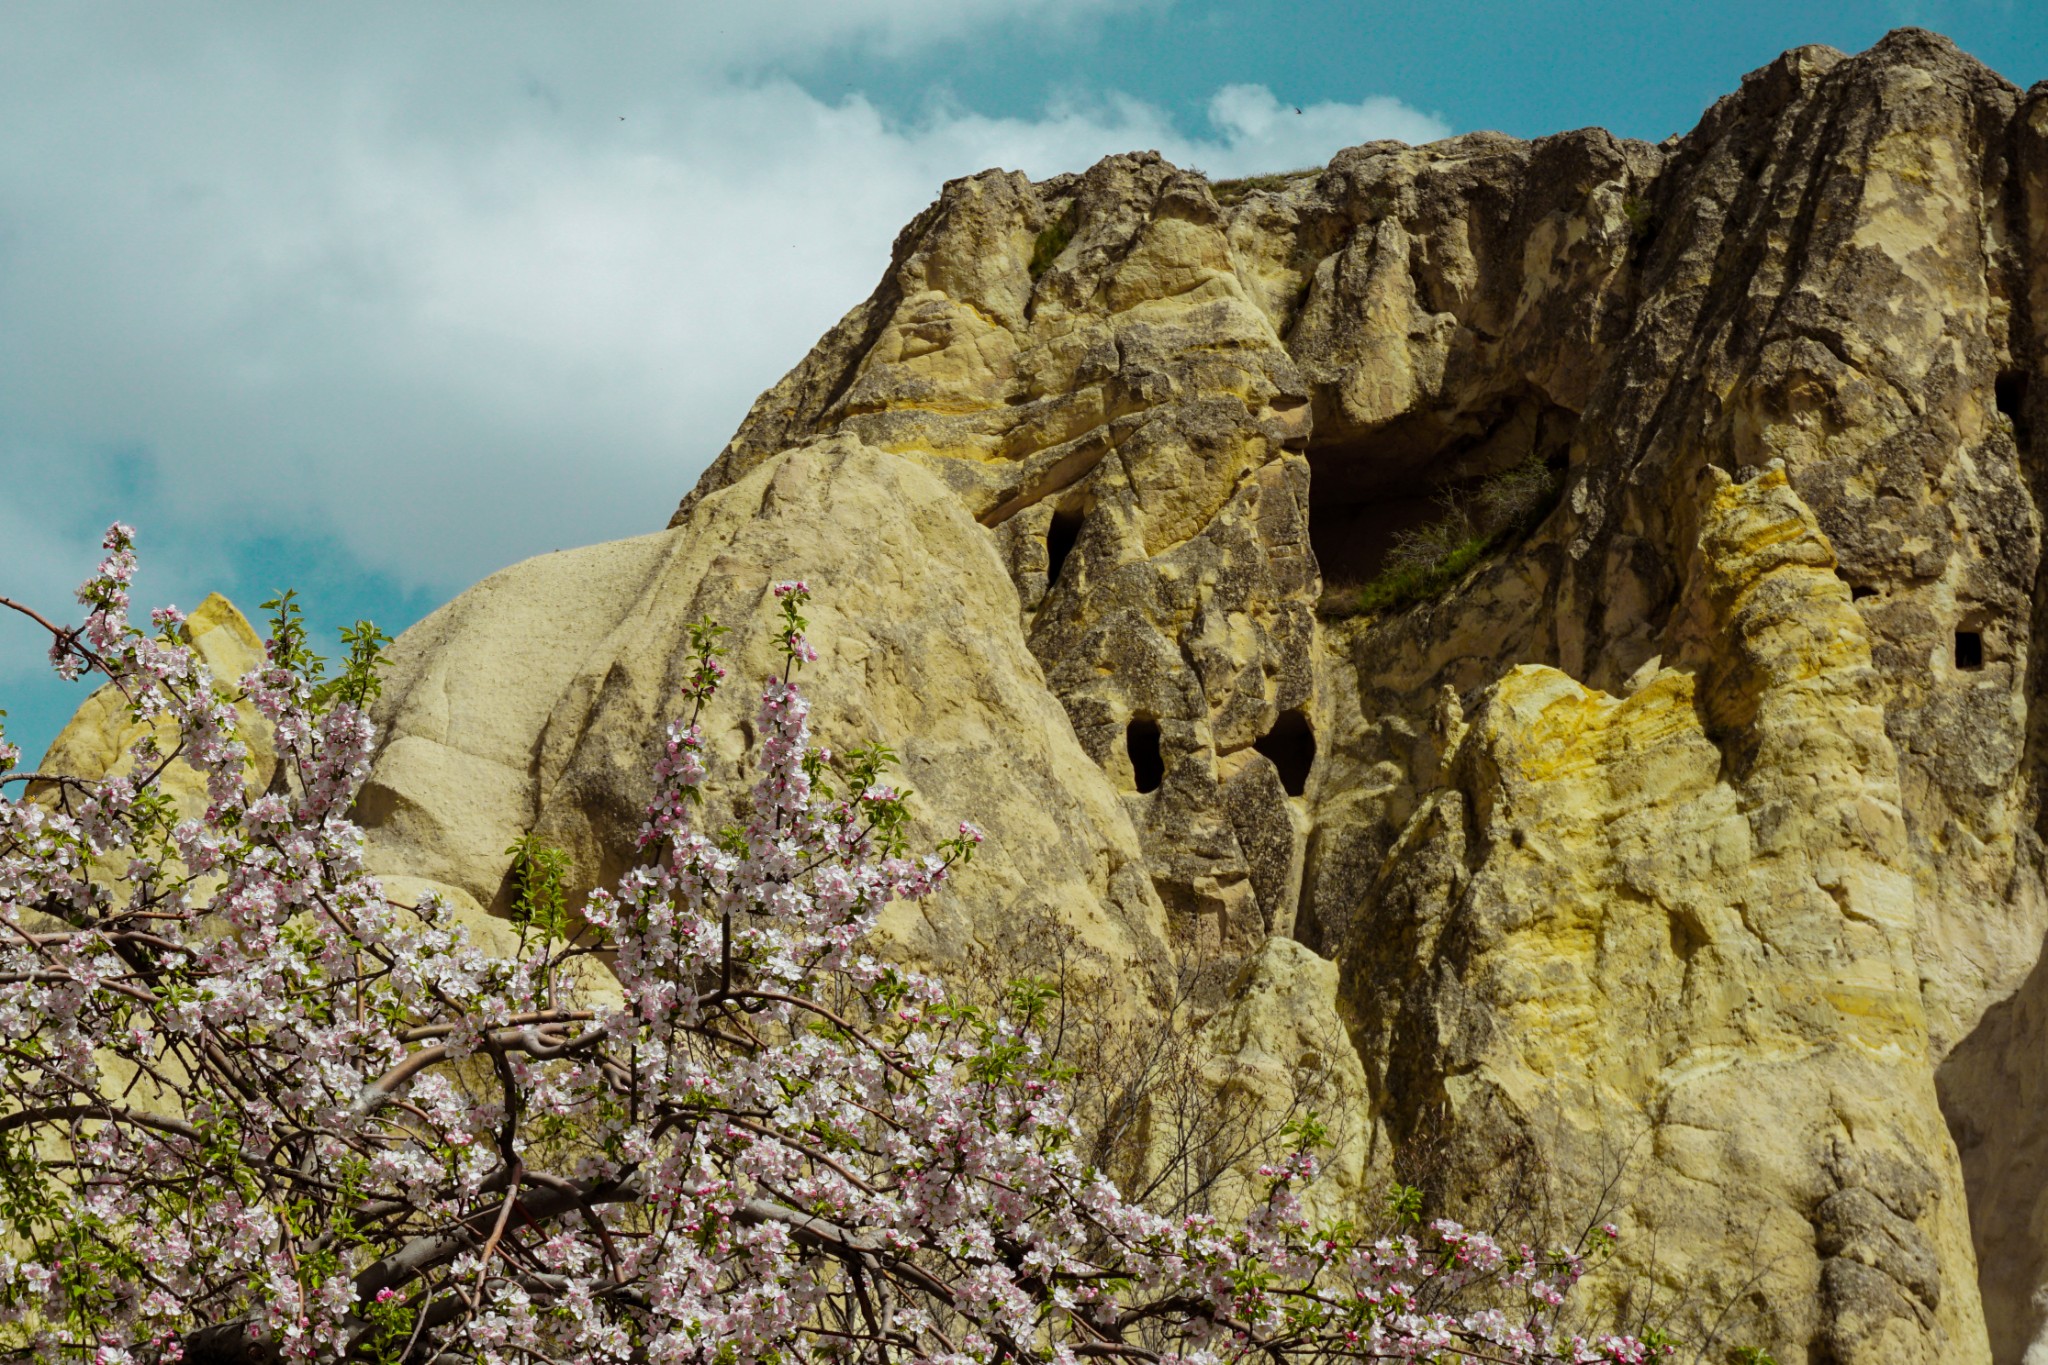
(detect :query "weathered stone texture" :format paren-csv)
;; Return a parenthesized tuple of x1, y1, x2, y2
(361, 439, 1175, 1001)
(1348, 467, 1986, 1357)
(657, 30, 2048, 1359)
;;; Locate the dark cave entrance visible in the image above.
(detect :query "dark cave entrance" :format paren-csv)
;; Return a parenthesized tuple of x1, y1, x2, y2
(1045, 506, 1083, 590)
(1126, 717, 1164, 794)
(1997, 370, 2030, 450)
(1254, 710, 1316, 797)
(1305, 389, 1577, 592)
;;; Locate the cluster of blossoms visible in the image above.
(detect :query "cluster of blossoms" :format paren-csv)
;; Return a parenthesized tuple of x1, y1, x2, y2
(0, 525, 1670, 1363)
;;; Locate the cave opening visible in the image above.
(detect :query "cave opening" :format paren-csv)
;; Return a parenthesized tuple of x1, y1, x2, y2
(1957, 630, 1985, 671)
(1850, 584, 1878, 601)
(1126, 717, 1164, 794)
(1045, 507, 1084, 590)
(1997, 371, 2031, 450)
(1305, 389, 1577, 594)
(1253, 710, 1316, 797)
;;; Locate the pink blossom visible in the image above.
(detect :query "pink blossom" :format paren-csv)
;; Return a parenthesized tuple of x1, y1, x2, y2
(0, 528, 1668, 1365)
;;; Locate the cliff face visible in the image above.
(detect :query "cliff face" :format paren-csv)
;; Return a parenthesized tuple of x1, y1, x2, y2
(337, 27, 2048, 1363)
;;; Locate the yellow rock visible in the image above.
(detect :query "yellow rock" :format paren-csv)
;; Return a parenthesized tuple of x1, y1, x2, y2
(35, 592, 276, 809)
(362, 438, 1174, 1002)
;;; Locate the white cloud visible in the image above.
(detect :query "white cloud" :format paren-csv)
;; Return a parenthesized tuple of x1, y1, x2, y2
(0, 6, 1446, 664)
(1203, 85, 1450, 174)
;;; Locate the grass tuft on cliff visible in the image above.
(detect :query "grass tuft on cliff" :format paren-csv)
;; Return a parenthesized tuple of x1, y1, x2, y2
(1325, 532, 1496, 617)
(1211, 168, 1320, 206)
(1320, 456, 1563, 620)
(1029, 207, 1078, 278)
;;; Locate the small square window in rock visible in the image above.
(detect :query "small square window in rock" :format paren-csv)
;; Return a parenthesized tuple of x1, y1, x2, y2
(1850, 584, 1877, 602)
(1956, 630, 1985, 671)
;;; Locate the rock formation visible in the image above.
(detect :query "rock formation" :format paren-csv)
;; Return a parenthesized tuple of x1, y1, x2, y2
(40, 25, 2048, 1363)
(37, 593, 277, 808)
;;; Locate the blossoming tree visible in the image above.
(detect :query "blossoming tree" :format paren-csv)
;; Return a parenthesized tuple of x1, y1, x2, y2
(0, 526, 1666, 1364)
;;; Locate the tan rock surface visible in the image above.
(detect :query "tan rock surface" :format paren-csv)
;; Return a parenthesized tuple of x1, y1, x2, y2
(23, 595, 589, 987)
(655, 29, 2048, 1359)
(361, 438, 1172, 996)
(1344, 466, 1985, 1359)
(1170, 935, 1376, 1223)
(34, 592, 276, 804)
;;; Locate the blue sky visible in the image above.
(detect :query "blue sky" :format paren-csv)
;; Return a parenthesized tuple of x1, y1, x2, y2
(850, 1, 2044, 143)
(3, 1, 2043, 764)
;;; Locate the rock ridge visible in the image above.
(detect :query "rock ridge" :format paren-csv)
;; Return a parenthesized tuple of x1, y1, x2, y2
(656, 28, 2048, 1360)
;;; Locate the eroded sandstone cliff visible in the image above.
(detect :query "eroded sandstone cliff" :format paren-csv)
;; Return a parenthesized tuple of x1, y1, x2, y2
(644, 29, 2048, 1360)
(51, 25, 2048, 1364)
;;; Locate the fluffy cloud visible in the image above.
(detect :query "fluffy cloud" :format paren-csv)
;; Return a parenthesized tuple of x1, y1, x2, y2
(0, 4, 1445, 752)
(1203, 84, 1450, 172)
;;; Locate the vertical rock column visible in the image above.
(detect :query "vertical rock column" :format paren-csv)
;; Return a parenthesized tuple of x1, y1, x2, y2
(1931, 78, 2048, 1365)
(1340, 467, 1987, 1363)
